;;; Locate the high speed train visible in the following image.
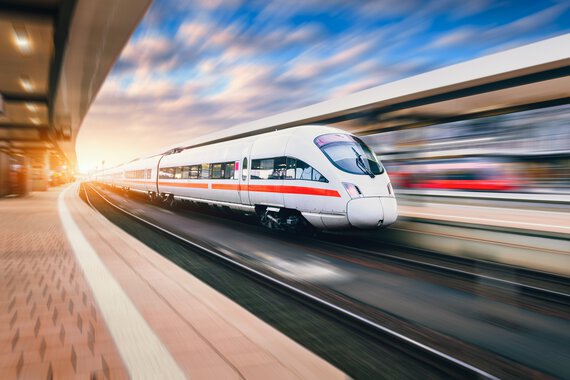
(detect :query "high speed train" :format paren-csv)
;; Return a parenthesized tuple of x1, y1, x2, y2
(97, 125, 397, 230)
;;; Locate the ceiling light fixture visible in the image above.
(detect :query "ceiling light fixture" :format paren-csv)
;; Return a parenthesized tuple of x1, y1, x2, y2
(19, 76, 33, 92)
(30, 117, 40, 125)
(25, 102, 38, 112)
(13, 25, 32, 54)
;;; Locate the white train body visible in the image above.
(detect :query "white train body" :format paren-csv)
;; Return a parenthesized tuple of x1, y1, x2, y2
(99, 126, 398, 230)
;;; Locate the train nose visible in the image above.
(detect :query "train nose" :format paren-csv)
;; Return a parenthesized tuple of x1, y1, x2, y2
(347, 197, 398, 229)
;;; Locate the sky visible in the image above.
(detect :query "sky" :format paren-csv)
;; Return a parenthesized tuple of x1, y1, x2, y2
(75, 0, 570, 172)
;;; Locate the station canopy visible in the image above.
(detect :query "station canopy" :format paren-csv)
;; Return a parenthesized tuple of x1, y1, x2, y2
(0, 0, 151, 169)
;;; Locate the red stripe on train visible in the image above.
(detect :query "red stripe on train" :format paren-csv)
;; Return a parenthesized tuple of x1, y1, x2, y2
(211, 184, 240, 191)
(159, 182, 209, 189)
(211, 183, 341, 197)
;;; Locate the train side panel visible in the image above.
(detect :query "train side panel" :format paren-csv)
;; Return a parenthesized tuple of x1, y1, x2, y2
(158, 140, 245, 205)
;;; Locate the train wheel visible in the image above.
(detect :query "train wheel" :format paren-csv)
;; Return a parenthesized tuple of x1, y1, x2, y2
(259, 210, 271, 229)
(259, 209, 278, 230)
(258, 208, 309, 232)
(164, 194, 177, 209)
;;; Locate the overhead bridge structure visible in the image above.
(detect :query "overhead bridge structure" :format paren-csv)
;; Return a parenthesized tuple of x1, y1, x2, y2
(0, 0, 151, 195)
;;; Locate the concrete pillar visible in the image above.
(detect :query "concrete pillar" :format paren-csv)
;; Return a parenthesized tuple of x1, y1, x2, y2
(20, 156, 31, 196)
(0, 152, 30, 197)
(0, 151, 9, 197)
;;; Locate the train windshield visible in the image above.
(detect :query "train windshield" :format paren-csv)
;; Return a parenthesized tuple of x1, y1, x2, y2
(315, 134, 384, 176)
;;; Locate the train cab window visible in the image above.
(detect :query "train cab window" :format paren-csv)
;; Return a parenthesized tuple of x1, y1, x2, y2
(242, 158, 248, 181)
(200, 163, 210, 179)
(315, 133, 384, 176)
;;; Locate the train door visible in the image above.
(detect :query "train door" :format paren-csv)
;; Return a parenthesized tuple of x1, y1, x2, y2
(248, 135, 287, 208)
(238, 144, 252, 205)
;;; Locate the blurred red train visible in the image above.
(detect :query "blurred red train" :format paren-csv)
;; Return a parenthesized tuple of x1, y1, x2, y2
(388, 158, 520, 191)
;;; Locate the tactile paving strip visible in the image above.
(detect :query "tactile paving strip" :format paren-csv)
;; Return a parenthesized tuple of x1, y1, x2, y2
(0, 190, 128, 379)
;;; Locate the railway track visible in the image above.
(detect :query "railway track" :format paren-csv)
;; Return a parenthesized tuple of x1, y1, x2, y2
(82, 183, 500, 379)
(316, 236, 570, 309)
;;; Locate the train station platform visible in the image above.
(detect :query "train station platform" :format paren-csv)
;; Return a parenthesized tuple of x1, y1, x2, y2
(0, 184, 347, 379)
(398, 201, 570, 235)
(389, 197, 570, 276)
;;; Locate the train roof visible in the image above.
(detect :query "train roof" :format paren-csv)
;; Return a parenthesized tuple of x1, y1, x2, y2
(148, 124, 344, 157)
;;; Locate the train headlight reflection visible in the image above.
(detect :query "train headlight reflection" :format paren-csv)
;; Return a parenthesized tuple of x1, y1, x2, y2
(342, 182, 362, 199)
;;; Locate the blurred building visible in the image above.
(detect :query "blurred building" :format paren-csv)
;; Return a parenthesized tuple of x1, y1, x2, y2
(361, 104, 570, 194)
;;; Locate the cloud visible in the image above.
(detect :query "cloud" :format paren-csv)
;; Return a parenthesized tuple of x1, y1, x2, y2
(428, 28, 477, 49)
(481, 3, 568, 45)
(77, 0, 570, 171)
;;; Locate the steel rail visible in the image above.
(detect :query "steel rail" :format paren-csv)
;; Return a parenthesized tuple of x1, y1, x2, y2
(321, 240, 570, 306)
(83, 183, 499, 380)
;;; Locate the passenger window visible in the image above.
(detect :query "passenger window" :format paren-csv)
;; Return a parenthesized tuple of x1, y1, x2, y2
(189, 165, 200, 179)
(174, 167, 182, 179)
(180, 166, 190, 179)
(286, 157, 296, 179)
(270, 157, 286, 179)
(211, 163, 223, 179)
(200, 164, 210, 179)
(223, 162, 235, 179)
(249, 156, 327, 182)
(296, 160, 312, 180)
(287, 158, 328, 183)
(250, 159, 261, 179)
(312, 168, 327, 182)
(159, 168, 172, 179)
(251, 159, 273, 180)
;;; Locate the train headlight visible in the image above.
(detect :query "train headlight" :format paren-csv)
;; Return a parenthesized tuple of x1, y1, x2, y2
(342, 182, 362, 198)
